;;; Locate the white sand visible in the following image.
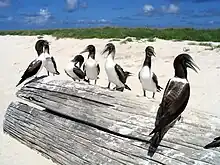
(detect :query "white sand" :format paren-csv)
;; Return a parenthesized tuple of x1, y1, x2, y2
(0, 35, 220, 165)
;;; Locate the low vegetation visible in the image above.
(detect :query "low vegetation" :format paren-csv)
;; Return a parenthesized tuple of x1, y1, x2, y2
(1, 27, 220, 42)
(188, 42, 220, 50)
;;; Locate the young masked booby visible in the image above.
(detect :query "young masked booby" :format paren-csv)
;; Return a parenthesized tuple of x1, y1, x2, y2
(43, 44, 60, 76)
(147, 53, 200, 157)
(64, 55, 88, 82)
(80, 45, 100, 85)
(138, 46, 163, 98)
(204, 136, 220, 149)
(16, 43, 49, 87)
(102, 43, 132, 92)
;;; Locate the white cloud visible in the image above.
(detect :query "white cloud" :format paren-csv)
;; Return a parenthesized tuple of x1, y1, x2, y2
(0, 0, 10, 7)
(161, 4, 179, 13)
(66, 0, 78, 11)
(25, 9, 51, 25)
(143, 4, 154, 13)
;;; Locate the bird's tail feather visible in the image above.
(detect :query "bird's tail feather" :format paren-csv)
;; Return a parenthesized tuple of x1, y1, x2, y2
(83, 78, 90, 83)
(148, 132, 162, 157)
(204, 140, 220, 149)
(156, 85, 163, 92)
(16, 78, 25, 87)
(125, 84, 131, 90)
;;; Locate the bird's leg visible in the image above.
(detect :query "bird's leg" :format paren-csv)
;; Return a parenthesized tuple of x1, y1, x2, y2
(143, 90, 146, 97)
(47, 71, 50, 76)
(152, 92, 155, 99)
(88, 79, 90, 85)
(95, 79, 97, 85)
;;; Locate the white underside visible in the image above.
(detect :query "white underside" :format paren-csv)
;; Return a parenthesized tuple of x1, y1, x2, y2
(64, 62, 80, 80)
(84, 58, 98, 80)
(43, 53, 58, 74)
(139, 66, 157, 92)
(105, 55, 124, 88)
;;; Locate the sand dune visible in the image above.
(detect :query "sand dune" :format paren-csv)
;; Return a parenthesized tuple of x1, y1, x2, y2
(1, 35, 220, 165)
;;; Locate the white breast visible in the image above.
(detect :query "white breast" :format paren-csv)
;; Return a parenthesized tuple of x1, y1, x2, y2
(85, 58, 98, 80)
(35, 54, 46, 77)
(105, 56, 124, 88)
(139, 66, 157, 92)
(64, 63, 79, 80)
(44, 55, 57, 74)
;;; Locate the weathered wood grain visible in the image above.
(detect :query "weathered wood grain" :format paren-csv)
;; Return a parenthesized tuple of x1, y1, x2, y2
(3, 76, 220, 165)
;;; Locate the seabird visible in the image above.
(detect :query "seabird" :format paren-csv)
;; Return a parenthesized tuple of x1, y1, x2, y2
(147, 53, 200, 157)
(204, 136, 220, 149)
(43, 44, 60, 76)
(138, 46, 163, 98)
(80, 45, 100, 85)
(35, 39, 59, 76)
(64, 55, 88, 82)
(101, 43, 132, 92)
(16, 42, 49, 87)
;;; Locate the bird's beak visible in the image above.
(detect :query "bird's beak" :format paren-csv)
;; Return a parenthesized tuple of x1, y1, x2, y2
(153, 51, 156, 57)
(188, 60, 200, 73)
(101, 46, 109, 55)
(80, 48, 88, 54)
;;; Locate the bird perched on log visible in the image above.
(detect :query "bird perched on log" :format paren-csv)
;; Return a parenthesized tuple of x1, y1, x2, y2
(148, 53, 200, 157)
(16, 42, 50, 87)
(64, 55, 88, 82)
(43, 44, 60, 76)
(102, 43, 132, 92)
(35, 39, 59, 76)
(138, 46, 163, 98)
(204, 136, 220, 149)
(80, 45, 100, 85)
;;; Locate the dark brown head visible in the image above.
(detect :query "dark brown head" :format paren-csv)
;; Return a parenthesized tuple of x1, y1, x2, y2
(101, 43, 116, 59)
(35, 39, 49, 56)
(80, 45, 96, 59)
(71, 55, 84, 68)
(174, 53, 200, 78)
(145, 46, 155, 57)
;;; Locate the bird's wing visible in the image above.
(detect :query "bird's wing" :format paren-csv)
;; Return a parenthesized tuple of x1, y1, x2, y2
(73, 68, 86, 79)
(151, 79, 190, 134)
(115, 64, 126, 84)
(22, 59, 42, 79)
(152, 72, 159, 86)
(82, 63, 86, 72)
(97, 63, 100, 75)
(51, 56, 58, 71)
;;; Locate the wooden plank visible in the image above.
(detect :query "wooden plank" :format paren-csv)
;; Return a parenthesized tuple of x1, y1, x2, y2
(12, 77, 220, 164)
(4, 101, 180, 165)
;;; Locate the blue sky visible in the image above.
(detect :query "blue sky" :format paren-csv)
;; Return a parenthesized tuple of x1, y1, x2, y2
(0, 0, 219, 30)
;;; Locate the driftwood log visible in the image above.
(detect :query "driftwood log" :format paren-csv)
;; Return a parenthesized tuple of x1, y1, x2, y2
(3, 76, 220, 165)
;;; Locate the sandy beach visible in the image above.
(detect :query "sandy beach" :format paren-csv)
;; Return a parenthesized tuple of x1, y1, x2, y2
(1, 35, 220, 165)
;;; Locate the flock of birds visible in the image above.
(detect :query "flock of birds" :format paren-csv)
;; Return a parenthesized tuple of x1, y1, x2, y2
(16, 39, 220, 157)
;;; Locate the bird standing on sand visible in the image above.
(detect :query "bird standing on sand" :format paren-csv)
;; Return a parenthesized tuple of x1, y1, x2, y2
(148, 53, 200, 157)
(102, 43, 132, 92)
(16, 42, 50, 87)
(80, 45, 100, 85)
(43, 44, 60, 76)
(64, 55, 87, 82)
(138, 46, 163, 98)
(204, 136, 220, 149)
